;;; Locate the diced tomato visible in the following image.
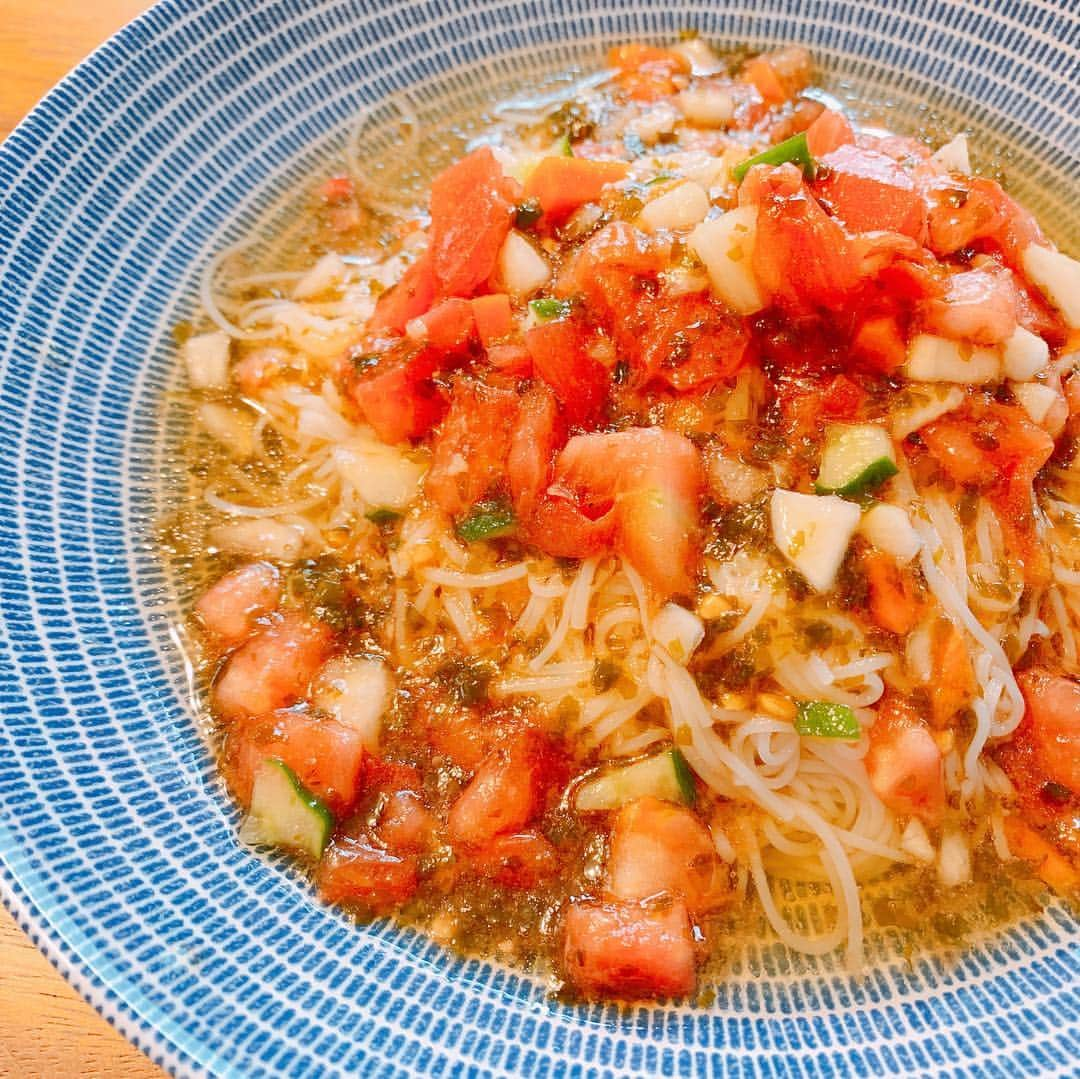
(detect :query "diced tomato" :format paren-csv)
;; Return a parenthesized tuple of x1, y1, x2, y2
(1018, 669, 1080, 793)
(523, 157, 630, 225)
(419, 297, 477, 352)
(928, 620, 975, 728)
(369, 252, 437, 333)
(507, 383, 565, 519)
(319, 175, 354, 204)
(471, 292, 514, 346)
(742, 47, 811, 105)
(446, 730, 558, 847)
(1003, 817, 1079, 896)
(805, 108, 855, 158)
(920, 266, 1018, 346)
(820, 373, 866, 418)
(468, 831, 558, 889)
(422, 707, 497, 772)
(345, 341, 445, 444)
(485, 342, 532, 374)
(524, 316, 609, 428)
(524, 495, 618, 560)
(865, 696, 945, 824)
(378, 791, 438, 854)
(212, 614, 335, 722)
(607, 797, 729, 914)
(745, 163, 861, 315)
(814, 145, 926, 239)
(851, 314, 907, 374)
(607, 44, 691, 101)
(424, 379, 519, 517)
(318, 836, 419, 911)
(636, 292, 751, 391)
(196, 562, 281, 647)
(864, 551, 923, 636)
(551, 427, 704, 596)
(225, 707, 367, 816)
(562, 899, 697, 1000)
(429, 147, 519, 298)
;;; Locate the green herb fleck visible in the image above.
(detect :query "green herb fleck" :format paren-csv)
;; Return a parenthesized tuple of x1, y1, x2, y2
(456, 498, 516, 542)
(732, 132, 816, 183)
(364, 507, 401, 526)
(529, 297, 572, 323)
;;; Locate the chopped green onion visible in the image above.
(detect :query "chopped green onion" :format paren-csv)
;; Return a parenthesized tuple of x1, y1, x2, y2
(794, 700, 860, 739)
(515, 198, 543, 229)
(671, 747, 697, 806)
(555, 132, 574, 157)
(456, 499, 516, 542)
(365, 507, 401, 525)
(529, 297, 572, 322)
(732, 132, 816, 183)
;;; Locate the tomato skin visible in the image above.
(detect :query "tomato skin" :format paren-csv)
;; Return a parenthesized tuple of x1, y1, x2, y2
(429, 147, 519, 298)
(814, 144, 926, 239)
(864, 552, 923, 636)
(212, 615, 335, 722)
(425, 379, 520, 517)
(446, 730, 559, 847)
(317, 836, 419, 911)
(805, 108, 855, 157)
(524, 316, 609, 429)
(562, 899, 697, 1000)
(607, 797, 730, 914)
(369, 252, 437, 333)
(523, 157, 631, 223)
(225, 707, 367, 817)
(468, 831, 559, 889)
(865, 696, 946, 824)
(1018, 670, 1080, 793)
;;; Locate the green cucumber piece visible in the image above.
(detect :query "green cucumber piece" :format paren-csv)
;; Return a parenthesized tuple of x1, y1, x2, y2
(239, 758, 333, 859)
(733, 132, 815, 183)
(575, 748, 697, 811)
(794, 700, 860, 739)
(814, 423, 898, 497)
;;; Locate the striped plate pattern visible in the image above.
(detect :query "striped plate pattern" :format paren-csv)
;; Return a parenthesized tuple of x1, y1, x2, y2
(0, 1, 1077, 1076)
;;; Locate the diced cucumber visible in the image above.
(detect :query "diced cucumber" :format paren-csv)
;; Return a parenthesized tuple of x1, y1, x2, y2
(456, 498, 516, 542)
(814, 424, 898, 497)
(239, 758, 333, 860)
(794, 700, 860, 739)
(575, 748, 696, 812)
(770, 489, 861, 593)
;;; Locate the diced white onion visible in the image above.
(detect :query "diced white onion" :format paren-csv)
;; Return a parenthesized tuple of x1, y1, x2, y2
(638, 181, 711, 233)
(1002, 325, 1050, 382)
(903, 333, 1001, 384)
(770, 489, 861, 593)
(197, 402, 255, 458)
(708, 451, 769, 504)
(671, 38, 725, 76)
(891, 383, 965, 439)
(292, 252, 347, 300)
(651, 603, 705, 663)
(497, 230, 550, 296)
(900, 818, 935, 864)
(930, 133, 971, 174)
(677, 88, 735, 127)
(859, 503, 922, 565)
(208, 519, 307, 562)
(312, 655, 392, 752)
(1012, 381, 1059, 425)
(332, 442, 425, 510)
(937, 827, 972, 887)
(184, 331, 231, 389)
(1022, 244, 1080, 329)
(688, 207, 764, 315)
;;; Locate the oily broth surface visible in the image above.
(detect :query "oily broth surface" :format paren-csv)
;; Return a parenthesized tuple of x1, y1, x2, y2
(156, 44, 1070, 988)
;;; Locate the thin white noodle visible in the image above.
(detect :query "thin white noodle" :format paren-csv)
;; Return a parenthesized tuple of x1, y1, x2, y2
(423, 563, 528, 588)
(204, 486, 324, 519)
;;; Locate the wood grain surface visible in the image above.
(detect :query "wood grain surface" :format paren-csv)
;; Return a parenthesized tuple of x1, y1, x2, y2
(1, 5, 166, 1076)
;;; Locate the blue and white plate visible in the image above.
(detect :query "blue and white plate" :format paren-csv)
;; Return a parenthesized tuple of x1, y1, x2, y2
(0, 1, 1077, 1075)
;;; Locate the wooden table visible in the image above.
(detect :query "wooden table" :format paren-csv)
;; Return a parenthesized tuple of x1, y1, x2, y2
(0, 9, 165, 1076)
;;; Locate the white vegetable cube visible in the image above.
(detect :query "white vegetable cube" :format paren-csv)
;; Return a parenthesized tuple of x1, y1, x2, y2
(638, 181, 711, 233)
(891, 384, 965, 439)
(184, 330, 231, 389)
(770, 489, 861, 593)
(859, 503, 922, 565)
(497, 230, 550, 297)
(312, 655, 393, 752)
(900, 818, 935, 864)
(930, 133, 971, 174)
(937, 827, 972, 887)
(292, 252, 347, 300)
(676, 88, 735, 127)
(1002, 325, 1050, 381)
(1012, 381, 1060, 425)
(903, 333, 1001, 384)
(1022, 244, 1080, 329)
(651, 603, 705, 663)
(688, 207, 765, 315)
(332, 442, 425, 509)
